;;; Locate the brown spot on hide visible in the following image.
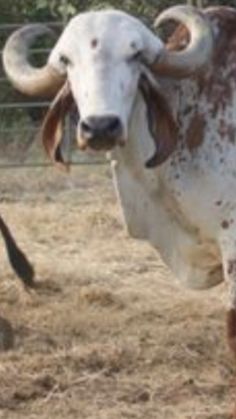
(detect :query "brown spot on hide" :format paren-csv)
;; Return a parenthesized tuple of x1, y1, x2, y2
(186, 113, 205, 151)
(218, 120, 236, 144)
(221, 220, 229, 229)
(228, 124, 236, 144)
(218, 119, 228, 138)
(91, 38, 98, 49)
(215, 200, 222, 206)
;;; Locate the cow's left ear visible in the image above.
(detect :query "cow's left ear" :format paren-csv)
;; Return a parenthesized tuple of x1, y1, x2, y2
(40, 81, 74, 170)
(139, 73, 178, 168)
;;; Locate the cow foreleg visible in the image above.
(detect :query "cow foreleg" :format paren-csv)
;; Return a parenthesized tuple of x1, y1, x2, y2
(0, 216, 35, 288)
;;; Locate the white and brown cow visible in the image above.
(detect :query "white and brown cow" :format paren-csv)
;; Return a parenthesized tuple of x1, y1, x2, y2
(3, 5, 236, 356)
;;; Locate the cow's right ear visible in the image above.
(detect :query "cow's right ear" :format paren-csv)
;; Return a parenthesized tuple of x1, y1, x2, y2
(40, 81, 74, 170)
(139, 73, 178, 168)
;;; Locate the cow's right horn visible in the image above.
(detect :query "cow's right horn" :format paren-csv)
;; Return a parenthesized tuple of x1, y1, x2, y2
(3, 24, 65, 97)
(150, 5, 213, 78)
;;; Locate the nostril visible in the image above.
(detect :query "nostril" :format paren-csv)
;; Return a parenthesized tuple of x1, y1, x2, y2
(107, 117, 122, 134)
(81, 120, 92, 134)
(80, 119, 96, 141)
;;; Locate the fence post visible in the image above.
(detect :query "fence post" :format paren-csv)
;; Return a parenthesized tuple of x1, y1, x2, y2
(60, 0, 72, 163)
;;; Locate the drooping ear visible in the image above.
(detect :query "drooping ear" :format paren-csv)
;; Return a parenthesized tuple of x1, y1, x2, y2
(40, 81, 74, 170)
(139, 73, 178, 168)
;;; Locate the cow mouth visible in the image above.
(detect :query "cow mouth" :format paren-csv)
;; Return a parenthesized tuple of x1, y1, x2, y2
(77, 136, 125, 152)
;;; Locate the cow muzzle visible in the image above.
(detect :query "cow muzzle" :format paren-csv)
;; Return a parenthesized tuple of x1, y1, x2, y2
(78, 115, 124, 151)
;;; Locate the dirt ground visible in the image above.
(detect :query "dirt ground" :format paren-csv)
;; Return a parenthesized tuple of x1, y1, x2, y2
(0, 164, 235, 419)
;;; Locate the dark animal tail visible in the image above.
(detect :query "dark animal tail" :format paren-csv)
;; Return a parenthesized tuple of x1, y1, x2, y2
(0, 215, 35, 288)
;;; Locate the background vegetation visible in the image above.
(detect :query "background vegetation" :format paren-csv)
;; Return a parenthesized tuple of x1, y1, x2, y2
(0, 0, 236, 24)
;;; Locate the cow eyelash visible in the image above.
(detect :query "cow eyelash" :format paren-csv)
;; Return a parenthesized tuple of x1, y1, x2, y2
(59, 54, 71, 66)
(130, 50, 143, 61)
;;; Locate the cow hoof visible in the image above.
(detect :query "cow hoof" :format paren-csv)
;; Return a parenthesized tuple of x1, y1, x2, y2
(0, 317, 14, 351)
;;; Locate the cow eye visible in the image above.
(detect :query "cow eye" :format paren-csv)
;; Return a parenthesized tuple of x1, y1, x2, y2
(129, 50, 143, 62)
(59, 54, 71, 66)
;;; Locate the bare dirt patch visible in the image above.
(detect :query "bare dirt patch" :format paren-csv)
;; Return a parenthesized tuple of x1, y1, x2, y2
(0, 165, 235, 419)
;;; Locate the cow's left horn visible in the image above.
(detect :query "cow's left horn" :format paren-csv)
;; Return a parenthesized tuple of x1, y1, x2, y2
(151, 5, 213, 77)
(3, 24, 65, 97)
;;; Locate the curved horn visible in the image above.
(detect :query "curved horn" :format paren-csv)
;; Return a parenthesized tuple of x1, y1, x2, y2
(151, 5, 213, 78)
(3, 24, 65, 97)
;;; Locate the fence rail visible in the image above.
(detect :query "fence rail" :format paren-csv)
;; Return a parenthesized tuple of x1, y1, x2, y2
(0, 16, 79, 168)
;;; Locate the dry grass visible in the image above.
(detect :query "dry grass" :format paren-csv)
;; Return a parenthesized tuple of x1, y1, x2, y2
(0, 165, 235, 418)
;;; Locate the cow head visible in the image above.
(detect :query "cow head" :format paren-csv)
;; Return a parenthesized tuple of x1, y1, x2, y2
(3, 6, 213, 168)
